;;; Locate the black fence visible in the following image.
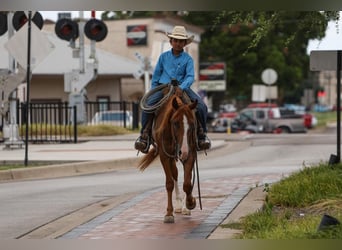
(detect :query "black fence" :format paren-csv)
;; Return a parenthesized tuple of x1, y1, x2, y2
(13, 101, 140, 143)
(84, 101, 140, 129)
(17, 102, 77, 143)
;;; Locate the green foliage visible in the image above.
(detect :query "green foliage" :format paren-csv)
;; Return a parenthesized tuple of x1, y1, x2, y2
(101, 11, 340, 108)
(236, 163, 342, 239)
(185, 11, 336, 107)
(313, 111, 337, 128)
(267, 164, 342, 207)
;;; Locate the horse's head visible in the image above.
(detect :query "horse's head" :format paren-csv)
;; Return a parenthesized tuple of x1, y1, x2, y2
(170, 97, 198, 161)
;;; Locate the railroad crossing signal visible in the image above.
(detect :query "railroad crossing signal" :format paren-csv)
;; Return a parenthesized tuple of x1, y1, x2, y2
(55, 18, 79, 41)
(55, 17, 107, 42)
(12, 11, 43, 31)
(0, 11, 44, 36)
(84, 18, 108, 42)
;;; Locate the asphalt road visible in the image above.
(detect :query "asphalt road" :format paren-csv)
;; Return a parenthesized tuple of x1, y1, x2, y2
(0, 130, 337, 239)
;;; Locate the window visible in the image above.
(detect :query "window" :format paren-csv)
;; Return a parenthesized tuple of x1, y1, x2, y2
(97, 97, 109, 112)
(256, 110, 265, 119)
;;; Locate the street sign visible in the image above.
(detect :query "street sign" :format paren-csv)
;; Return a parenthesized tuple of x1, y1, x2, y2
(127, 25, 147, 46)
(4, 22, 55, 69)
(310, 50, 341, 71)
(261, 68, 277, 85)
(199, 62, 226, 91)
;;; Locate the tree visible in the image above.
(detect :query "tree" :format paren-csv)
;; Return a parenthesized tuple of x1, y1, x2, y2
(184, 11, 337, 108)
(101, 11, 338, 108)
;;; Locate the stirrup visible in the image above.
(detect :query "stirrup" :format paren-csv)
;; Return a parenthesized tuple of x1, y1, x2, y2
(135, 136, 150, 154)
(197, 135, 211, 151)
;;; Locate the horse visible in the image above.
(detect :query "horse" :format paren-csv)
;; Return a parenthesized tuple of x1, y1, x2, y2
(138, 85, 199, 223)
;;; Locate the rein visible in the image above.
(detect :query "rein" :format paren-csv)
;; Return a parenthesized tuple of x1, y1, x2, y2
(144, 84, 203, 210)
(162, 117, 203, 210)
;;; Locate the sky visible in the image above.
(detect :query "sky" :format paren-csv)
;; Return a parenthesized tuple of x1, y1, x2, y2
(307, 18, 342, 55)
(40, 11, 104, 21)
(40, 11, 342, 55)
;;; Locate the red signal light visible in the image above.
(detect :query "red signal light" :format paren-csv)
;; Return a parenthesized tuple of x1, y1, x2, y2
(12, 11, 43, 31)
(84, 19, 107, 42)
(55, 18, 79, 41)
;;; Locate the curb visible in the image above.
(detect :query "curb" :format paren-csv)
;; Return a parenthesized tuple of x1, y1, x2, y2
(0, 139, 233, 182)
(0, 157, 142, 182)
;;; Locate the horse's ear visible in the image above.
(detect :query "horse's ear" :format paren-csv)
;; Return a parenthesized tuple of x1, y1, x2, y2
(189, 99, 198, 110)
(172, 97, 180, 110)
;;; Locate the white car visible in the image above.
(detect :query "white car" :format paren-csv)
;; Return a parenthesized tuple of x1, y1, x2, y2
(90, 110, 133, 127)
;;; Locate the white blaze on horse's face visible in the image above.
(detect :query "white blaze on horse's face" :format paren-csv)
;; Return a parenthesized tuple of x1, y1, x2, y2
(180, 115, 189, 162)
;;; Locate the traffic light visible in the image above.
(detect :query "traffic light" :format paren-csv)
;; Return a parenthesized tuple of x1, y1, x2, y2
(55, 18, 79, 41)
(84, 19, 107, 42)
(12, 11, 43, 31)
(0, 12, 7, 36)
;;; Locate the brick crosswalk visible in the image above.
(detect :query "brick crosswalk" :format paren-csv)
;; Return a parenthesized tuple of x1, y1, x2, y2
(61, 173, 284, 239)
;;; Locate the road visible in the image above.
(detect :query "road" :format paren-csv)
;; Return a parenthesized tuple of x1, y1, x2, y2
(0, 131, 337, 239)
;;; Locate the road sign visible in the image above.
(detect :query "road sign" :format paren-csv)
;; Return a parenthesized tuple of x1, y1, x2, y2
(261, 68, 277, 85)
(199, 62, 226, 91)
(127, 25, 147, 46)
(4, 22, 55, 69)
(310, 50, 341, 71)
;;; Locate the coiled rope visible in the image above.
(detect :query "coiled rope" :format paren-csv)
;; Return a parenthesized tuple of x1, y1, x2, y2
(140, 84, 176, 113)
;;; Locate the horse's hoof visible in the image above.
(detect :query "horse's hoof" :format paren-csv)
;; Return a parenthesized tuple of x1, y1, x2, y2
(164, 215, 175, 223)
(182, 208, 191, 215)
(186, 197, 196, 210)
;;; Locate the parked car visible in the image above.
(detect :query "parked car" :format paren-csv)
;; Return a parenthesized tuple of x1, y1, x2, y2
(90, 110, 133, 127)
(239, 105, 307, 133)
(282, 104, 317, 129)
(209, 114, 262, 134)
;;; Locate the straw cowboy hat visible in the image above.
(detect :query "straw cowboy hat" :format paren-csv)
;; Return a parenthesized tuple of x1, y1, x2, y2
(166, 26, 194, 45)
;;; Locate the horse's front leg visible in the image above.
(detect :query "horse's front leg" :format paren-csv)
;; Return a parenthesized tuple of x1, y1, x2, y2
(183, 158, 196, 211)
(162, 157, 177, 223)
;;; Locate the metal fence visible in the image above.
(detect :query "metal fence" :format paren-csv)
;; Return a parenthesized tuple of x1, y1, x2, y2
(84, 101, 140, 129)
(14, 101, 140, 143)
(17, 102, 77, 143)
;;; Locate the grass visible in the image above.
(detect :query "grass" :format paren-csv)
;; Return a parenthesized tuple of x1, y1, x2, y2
(224, 163, 342, 239)
(313, 111, 338, 128)
(77, 124, 137, 136)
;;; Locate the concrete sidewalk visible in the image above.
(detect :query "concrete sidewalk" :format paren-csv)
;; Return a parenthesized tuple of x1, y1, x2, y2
(0, 133, 228, 181)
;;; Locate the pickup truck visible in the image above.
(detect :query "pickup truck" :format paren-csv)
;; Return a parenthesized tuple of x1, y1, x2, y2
(238, 106, 307, 133)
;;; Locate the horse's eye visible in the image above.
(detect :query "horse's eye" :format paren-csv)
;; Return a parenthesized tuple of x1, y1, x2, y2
(174, 123, 180, 129)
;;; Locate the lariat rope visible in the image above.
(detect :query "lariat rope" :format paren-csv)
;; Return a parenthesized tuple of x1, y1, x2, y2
(140, 84, 175, 113)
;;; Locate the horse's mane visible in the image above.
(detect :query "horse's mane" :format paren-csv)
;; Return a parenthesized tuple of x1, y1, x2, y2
(155, 95, 183, 138)
(138, 88, 189, 171)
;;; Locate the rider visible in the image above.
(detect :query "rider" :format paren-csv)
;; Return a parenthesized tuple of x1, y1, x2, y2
(134, 25, 211, 153)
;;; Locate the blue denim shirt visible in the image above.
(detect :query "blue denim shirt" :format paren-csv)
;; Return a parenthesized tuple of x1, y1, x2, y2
(151, 49, 195, 90)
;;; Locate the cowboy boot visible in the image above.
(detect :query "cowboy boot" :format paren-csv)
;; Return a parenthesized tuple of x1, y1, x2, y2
(197, 126, 211, 151)
(134, 115, 154, 153)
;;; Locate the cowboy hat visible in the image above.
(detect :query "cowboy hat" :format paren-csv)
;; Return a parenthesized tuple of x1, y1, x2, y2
(166, 26, 194, 45)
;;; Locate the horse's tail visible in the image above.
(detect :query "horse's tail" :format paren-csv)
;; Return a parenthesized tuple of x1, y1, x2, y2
(138, 147, 159, 171)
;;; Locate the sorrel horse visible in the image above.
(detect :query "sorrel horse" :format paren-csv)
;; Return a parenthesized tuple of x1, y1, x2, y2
(138, 85, 198, 223)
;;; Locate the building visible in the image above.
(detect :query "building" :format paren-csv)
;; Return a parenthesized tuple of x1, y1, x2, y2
(1, 16, 203, 105)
